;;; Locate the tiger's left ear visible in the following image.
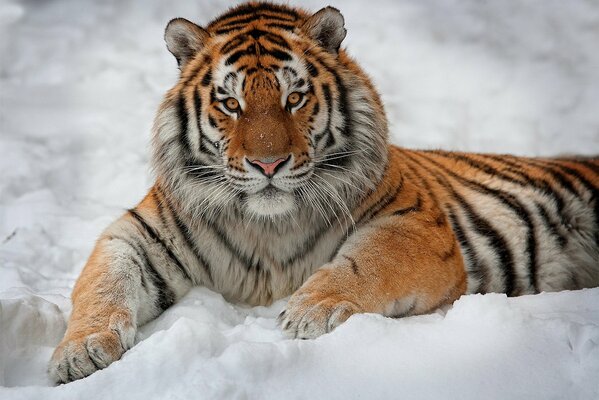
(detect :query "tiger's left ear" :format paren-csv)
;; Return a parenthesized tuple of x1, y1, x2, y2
(164, 18, 209, 68)
(302, 7, 346, 55)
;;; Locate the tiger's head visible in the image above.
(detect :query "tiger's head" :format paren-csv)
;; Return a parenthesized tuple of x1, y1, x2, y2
(153, 2, 388, 224)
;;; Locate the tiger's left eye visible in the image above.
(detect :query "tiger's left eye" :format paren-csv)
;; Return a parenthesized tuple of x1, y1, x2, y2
(287, 92, 303, 107)
(223, 97, 240, 112)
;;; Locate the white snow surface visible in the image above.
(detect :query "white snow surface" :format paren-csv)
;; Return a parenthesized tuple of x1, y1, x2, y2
(1, 0, 598, 398)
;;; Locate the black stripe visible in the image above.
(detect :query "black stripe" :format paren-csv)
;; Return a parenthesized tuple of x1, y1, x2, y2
(406, 151, 517, 295)
(281, 225, 336, 268)
(310, 101, 320, 117)
(447, 209, 488, 293)
(304, 59, 319, 77)
(128, 209, 192, 283)
(342, 255, 360, 276)
(525, 158, 581, 195)
(181, 55, 211, 87)
(392, 195, 422, 216)
(527, 158, 599, 244)
(257, 43, 292, 62)
(200, 69, 212, 87)
(313, 84, 334, 148)
(264, 33, 291, 50)
(309, 51, 351, 138)
(203, 218, 261, 271)
(357, 173, 404, 224)
(548, 160, 599, 191)
(225, 44, 256, 65)
(431, 151, 532, 186)
(215, 26, 247, 35)
(578, 159, 599, 177)
(401, 152, 441, 209)
(176, 95, 191, 157)
(549, 160, 599, 244)
(110, 233, 175, 311)
(283, 66, 297, 77)
(480, 154, 568, 217)
(209, 4, 298, 26)
(106, 235, 149, 292)
(193, 89, 213, 158)
(215, 16, 295, 32)
(127, 254, 148, 292)
(535, 201, 568, 249)
(221, 34, 248, 54)
(263, 22, 295, 31)
(414, 152, 538, 294)
(159, 189, 214, 286)
(208, 115, 217, 129)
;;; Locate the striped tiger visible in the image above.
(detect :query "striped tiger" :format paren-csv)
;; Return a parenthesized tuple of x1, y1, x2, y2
(49, 2, 599, 383)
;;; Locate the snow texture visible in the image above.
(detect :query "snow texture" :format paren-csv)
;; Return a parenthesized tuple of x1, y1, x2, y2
(1, 0, 598, 398)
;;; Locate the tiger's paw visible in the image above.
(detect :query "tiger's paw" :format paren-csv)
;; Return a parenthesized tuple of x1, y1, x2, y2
(48, 312, 135, 384)
(278, 282, 362, 339)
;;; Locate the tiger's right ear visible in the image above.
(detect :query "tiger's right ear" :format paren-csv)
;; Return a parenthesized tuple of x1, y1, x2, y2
(302, 7, 346, 55)
(164, 18, 209, 68)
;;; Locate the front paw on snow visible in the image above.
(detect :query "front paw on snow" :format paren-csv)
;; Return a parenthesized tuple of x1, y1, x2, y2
(278, 294, 361, 339)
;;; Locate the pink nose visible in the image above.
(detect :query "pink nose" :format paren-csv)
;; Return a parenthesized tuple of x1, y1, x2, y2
(247, 156, 290, 177)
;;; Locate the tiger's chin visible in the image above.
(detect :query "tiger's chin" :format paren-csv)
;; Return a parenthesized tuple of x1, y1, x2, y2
(245, 186, 296, 217)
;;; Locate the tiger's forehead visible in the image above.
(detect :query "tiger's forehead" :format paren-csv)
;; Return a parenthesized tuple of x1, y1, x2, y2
(211, 24, 305, 74)
(208, 24, 310, 99)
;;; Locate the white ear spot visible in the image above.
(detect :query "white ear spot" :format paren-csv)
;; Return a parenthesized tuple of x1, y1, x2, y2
(164, 18, 209, 68)
(302, 6, 346, 54)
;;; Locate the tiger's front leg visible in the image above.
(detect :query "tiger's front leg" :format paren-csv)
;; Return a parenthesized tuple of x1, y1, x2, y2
(49, 201, 194, 383)
(280, 193, 468, 339)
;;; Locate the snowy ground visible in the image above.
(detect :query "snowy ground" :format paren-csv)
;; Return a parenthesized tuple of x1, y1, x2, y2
(1, 0, 598, 398)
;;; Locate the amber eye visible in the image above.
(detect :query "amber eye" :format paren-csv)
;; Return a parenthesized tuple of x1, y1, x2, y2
(287, 92, 303, 107)
(223, 97, 240, 112)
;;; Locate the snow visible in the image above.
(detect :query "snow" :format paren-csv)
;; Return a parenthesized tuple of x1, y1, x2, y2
(1, 0, 598, 398)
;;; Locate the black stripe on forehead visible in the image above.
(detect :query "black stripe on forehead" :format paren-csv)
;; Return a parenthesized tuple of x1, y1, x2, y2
(225, 43, 257, 65)
(283, 66, 298, 77)
(221, 30, 291, 55)
(209, 4, 299, 26)
(221, 34, 248, 54)
(262, 47, 292, 62)
(224, 42, 292, 66)
(223, 72, 239, 91)
(263, 22, 295, 31)
(217, 14, 294, 30)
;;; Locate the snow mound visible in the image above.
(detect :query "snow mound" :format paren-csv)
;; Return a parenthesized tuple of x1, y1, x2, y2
(1, 288, 598, 399)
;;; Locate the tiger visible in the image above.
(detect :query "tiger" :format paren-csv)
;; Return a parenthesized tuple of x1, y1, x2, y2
(48, 2, 599, 384)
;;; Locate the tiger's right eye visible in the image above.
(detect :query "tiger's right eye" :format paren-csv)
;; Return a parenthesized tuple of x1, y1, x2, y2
(223, 97, 240, 113)
(287, 92, 303, 107)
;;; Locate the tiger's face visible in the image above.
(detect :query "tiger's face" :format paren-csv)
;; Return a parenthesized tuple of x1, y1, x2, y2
(203, 46, 319, 216)
(154, 3, 388, 222)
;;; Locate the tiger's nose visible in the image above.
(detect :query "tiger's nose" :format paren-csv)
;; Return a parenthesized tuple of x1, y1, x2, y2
(246, 155, 291, 178)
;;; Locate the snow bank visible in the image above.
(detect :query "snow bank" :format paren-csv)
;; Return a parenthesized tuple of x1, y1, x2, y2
(1, 0, 598, 398)
(1, 288, 598, 399)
